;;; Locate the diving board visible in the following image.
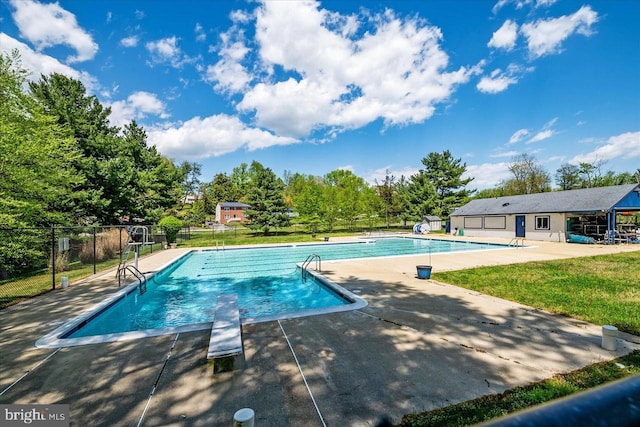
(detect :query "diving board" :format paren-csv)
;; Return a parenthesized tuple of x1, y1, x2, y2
(207, 294, 243, 372)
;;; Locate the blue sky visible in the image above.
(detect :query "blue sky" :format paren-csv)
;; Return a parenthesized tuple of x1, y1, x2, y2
(1, 0, 638, 189)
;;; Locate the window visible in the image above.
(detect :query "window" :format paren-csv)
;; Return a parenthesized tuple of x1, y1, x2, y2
(224, 207, 230, 211)
(224, 214, 230, 219)
(464, 217, 483, 229)
(484, 216, 506, 229)
(535, 216, 550, 230)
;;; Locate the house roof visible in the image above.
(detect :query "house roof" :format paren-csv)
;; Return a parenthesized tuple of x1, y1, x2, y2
(451, 184, 640, 217)
(424, 215, 441, 221)
(217, 202, 251, 208)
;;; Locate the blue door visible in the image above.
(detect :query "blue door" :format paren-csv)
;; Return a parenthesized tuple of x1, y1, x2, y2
(515, 215, 526, 237)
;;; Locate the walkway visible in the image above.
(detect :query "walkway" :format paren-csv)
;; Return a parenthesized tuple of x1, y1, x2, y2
(1, 237, 638, 426)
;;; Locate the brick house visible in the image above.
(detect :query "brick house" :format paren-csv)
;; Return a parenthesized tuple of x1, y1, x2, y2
(215, 202, 251, 224)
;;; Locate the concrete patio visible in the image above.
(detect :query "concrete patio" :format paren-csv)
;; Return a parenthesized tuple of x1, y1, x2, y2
(1, 236, 639, 426)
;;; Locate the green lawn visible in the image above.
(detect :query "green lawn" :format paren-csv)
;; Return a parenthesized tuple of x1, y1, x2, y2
(400, 351, 640, 427)
(401, 250, 640, 427)
(431, 251, 640, 335)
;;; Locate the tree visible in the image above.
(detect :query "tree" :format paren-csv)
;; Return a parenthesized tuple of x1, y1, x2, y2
(245, 163, 290, 234)
(200, 173, 238, 215)
(29, 73, 121, 223)
(121, 121, 183, 221)
(555, 163, 581, 190)
(230, 163, 251, 200)
(289, 174, 326, 233)
(177, 161, 202, 207)
(324, 169, 368, 230)
(361, 185, 384, 230)
(396, 175, 418, 226)
(0, 51, 81, 227)
(417, 150, 474, 217)
(406, 171, 437, 221)
(578, 162, 601, 188)
(474, 187, 507, 199)
(502, 153, 551, 195)
(375, 170, 401, 228)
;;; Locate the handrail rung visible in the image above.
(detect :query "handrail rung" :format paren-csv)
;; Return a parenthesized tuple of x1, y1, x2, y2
(301, 254, 321, 279)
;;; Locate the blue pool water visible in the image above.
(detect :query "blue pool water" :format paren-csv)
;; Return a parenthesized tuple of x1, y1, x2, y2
(61, 237, 506, 341)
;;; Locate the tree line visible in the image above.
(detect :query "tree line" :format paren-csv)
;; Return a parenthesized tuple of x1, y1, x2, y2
(186, 151, 474, 234)
(1, 50, 190, 228)
(2, 50, 638, 233)
(476, 153, 640, 198)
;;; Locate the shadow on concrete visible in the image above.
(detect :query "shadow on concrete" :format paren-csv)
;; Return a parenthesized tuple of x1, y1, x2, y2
(0, 261, 635, 426)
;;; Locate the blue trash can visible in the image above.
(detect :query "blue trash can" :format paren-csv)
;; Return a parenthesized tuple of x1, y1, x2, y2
(416, 265, 432, 279)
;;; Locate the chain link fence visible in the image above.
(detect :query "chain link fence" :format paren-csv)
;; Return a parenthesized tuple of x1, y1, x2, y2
(0, 225, 187, 309)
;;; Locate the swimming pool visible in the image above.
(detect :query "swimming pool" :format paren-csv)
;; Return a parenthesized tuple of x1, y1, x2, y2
(36, 237, 509, 348)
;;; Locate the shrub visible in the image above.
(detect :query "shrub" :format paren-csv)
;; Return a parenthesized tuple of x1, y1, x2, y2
(79, 228, 123, 264)
(158, 216, 183, 244)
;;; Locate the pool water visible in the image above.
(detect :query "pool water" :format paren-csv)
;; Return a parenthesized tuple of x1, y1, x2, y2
(55, 237, 507, 343)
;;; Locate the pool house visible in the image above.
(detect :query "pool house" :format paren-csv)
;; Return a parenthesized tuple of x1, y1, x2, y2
(449, 184, 640, 243)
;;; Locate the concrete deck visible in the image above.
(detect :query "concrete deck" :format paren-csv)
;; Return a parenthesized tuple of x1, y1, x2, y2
(1, 236, 639, 426)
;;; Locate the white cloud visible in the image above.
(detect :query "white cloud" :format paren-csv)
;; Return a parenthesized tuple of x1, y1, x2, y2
(195, 23, 206, 42)
(147, 114, 299, 160)
(120, 35, 139, 48)
(491, 150, 520, 158)
(365, 165, 420, 185)
(146, 36, 179, 61)
(570, 131, 640, 164)
(488, 20, 518, 51)
(509, 128, 530, 144)
(145, 36, 197, 68)
(520, 5, 598, 58)
(214, 1, 477, 139)
(493, 0, 558, 14)
(205, 25, 252, 93)
(527, 129, 555, 143)
(477, 68, 518, 94)
(0, 33, 98, 91)
(527, 117, 557, 143)
(464, 162, 511, 189)
(536, 0, 558, 7)
(477, 63, 531, 94)
(108, 91, 170, 127)
(542, 117, 558, 128)
(9, 0, 98, 63)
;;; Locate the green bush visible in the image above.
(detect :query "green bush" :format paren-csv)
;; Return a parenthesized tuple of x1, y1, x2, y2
(158, 216, 182, 244)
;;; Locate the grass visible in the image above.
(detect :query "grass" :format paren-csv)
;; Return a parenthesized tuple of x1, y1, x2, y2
(431, 251, 640, 335)
(0, 243, 163, 309)
(400, 351, 640, 427)
(179, 224, 414, 248)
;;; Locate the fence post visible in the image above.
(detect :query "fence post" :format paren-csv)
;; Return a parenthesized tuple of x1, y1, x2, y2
(51, 226, 56, 290)
(93, 226, 97, 275)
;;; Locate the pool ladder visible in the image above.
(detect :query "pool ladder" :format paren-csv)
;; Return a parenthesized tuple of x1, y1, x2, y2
(116, 264, 147, 294)
(508, 238, 524, 247)
(301, 254, 321, 280)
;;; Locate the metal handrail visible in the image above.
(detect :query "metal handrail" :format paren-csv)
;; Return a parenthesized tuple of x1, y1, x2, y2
(117, 264, 147, 294)
(508, 238, 524, 247)
(301, 254, 321, 279)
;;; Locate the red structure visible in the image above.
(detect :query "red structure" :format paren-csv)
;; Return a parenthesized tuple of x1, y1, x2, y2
(215, 202, 251, 224)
